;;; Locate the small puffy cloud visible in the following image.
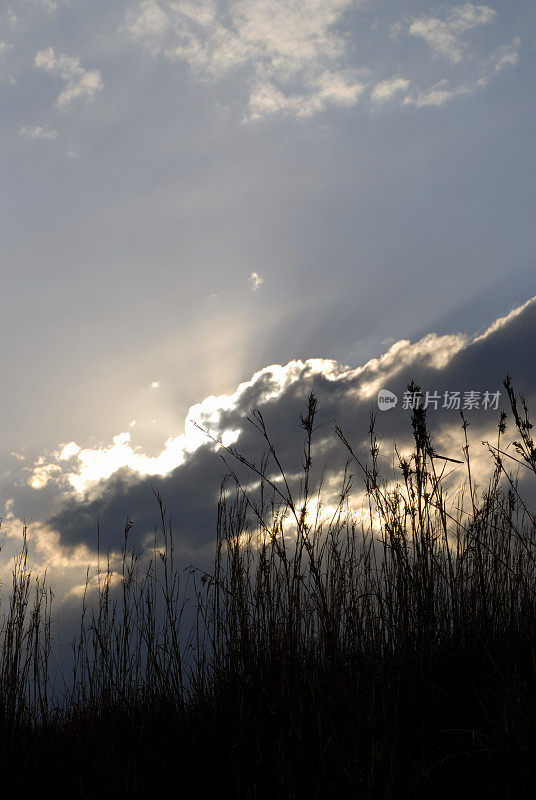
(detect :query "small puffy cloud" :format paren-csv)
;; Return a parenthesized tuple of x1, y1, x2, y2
(249, 271, 263, 291)
(408, 3, 497, 64)
(248, 71, 366, 120)
(370, 76, 410, 105)
(20, 123, 58, 140)
(59, 442, 81, 460)
(30, 461, 62, 490)
(312, 69, 367, 110)
(34, 47, 103, 109)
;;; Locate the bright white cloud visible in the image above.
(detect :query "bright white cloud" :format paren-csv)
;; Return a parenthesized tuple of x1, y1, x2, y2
(370, 76, 410, 105)
(473, 296, 536, 343)
(355, 333, 467, 398)
(408, 3, 497, 64)
(20, 123, 58, 139)
(59, 441, 81, 460)
(34, 47, 103, 109)
(28, 359, 336, 493)
(29, 330, 471, 495)
(126, 0, 363, 119)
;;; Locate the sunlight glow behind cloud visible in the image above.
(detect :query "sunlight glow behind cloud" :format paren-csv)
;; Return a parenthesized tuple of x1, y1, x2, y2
(7, 297, 533, 592)
(27, 328, 481, 496)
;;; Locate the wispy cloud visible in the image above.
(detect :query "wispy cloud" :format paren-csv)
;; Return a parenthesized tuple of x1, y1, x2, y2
(491, 38, 521, 73)
(403, 77, 487, 107)
(125, 0, 364, 120)
(408, 3, 497, 64)
(20, 123, 58, 140)
(370, 76, 410, 105)
(403, 33, 521, 109)
(34, 47, 103, 109)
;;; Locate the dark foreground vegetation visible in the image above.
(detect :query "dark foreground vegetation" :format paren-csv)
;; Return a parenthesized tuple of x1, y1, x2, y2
(2, 378, 536, 798)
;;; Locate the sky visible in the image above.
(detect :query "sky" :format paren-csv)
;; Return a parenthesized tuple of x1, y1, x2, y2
(1, 1, 535, 599)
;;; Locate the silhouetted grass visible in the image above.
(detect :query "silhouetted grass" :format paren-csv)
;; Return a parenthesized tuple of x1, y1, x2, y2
(1, 377, 536, 797)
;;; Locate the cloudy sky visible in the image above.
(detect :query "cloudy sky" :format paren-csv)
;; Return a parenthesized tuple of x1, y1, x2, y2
(1, 1, 535, 596)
